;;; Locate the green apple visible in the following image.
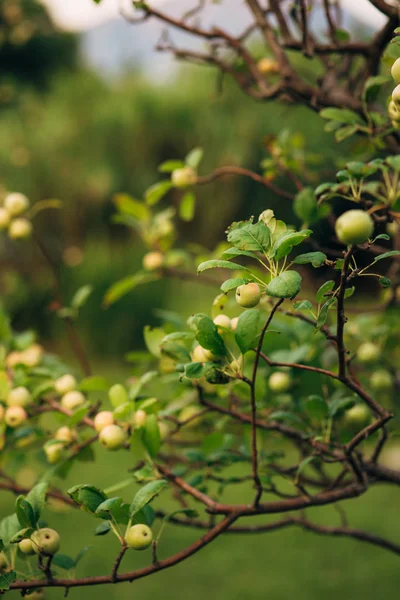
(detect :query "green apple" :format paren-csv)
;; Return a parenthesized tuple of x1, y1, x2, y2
(5, 406, 27, 427)
(344, 404, 370, 428)
(213, 314, 231, 332)
(236, 283, 261, 308)
(44, 442, 65, 464)
(4, 192, 29, 216)
(54, 374, 77, 395)
(134, 409, 147, 428)
(94, 410, 114, 432)
(335, 210, 374, 246)
(8, 218, 32, 240)
(371, 369, 392, 391)
(6, 386, 32, 407)
(387, 222, 398, 238)
(191, 344, 216, 363)
(268, 371, 292, 393)
(99, 424, 126, 450)
(357, 342, 380, 364)
(19, 538, 35, 556)
(392, 84, 400, 106)
(31, 528, 60, 556)
(388, 100, 400, 121)
(171, 167, 197, 188)
(60, 390, 85, 411)
(142, 251, 164, 271)
(0, 208, 10, 230)
(230, 317, 239, 332)
(125, 524, 153, 550)
(20, 344, 43, 367)
(54, 426, 75, 444)
(392, 58, 400, 84)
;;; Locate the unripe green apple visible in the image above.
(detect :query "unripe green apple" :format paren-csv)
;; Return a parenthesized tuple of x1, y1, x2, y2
(230, 317, 239, 332)
(344, 404, 370, 428)
(213, 314, 231, 332)
(388, 100, 400, 121)
(31, 528, 60, 556)
(191, 344, 216, 363)
(134, 409, 147, 428)
(94, 410, 114, 432)
(0, 208, 11, 230)
(20, 344, 43, 367)
(171, 167, 197, 188)
(357, 342, 380, 364)
(125, 524, 153, 550)
(392, 84, 400, 106)
(99, 424, 126, 450)
(54, 374, 77, 395)
(0, 552, 8, 570)
(60, 390, 85, 411)
(5, 406, 27, 427)
(19, 537, 35, 555)
(142, 251, 164, 271)
(54, 426, 75, 444)
(268, 371, 292, 393)
(5, 351, 24, 368)
(44, 442, 65, 464)
(371, 369, 392, 391)
(4, 192, 29, 216)
(335, 210, 374, 246)
(8, 218, 32, 240)
(236, 283, 261, 308)
(392, 58, 400, 84)
(257, 57, 279, 75)
(387, 221, 398, 238)
(6, 386, 32, 407)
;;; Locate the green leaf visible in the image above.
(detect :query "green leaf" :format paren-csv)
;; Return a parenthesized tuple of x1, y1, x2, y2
(130, 480, 168, 518)
(386, 156, 400, 172)
(144, 326, 165, 358)
(222, 247, 259, 260)
(320, 108, 364, 125)
(271, 230, 312, 260)
(9, 527, 34, 544)
(188, 314, 226, 356)
(68, 485, 107, 515)
(293, 300, 313, 311)
(363, 75, 391, 103)
(303, 395, 328, 419)
(294, 188, 319, 223)
(179, 191, 196, 222)
(266, 271, 302, 299)
(220, 278, 248, 293)
(79, 376, 109, 392)
(316, 297, 336, 330)
(335, 125, 358, 143)
(197, 260, 250, 273)
(0, 570, 16, 591)
(379, 277, 391, 288)
(371, 251, 400, 265)
(71, 285, 93, 310)
(104, 272, 159, 306)
(0, 514, 21, 546)
(329, 396, 355, 418)
(184, 362, 208, 379)
(226, 220, 270, 253)
(15, 497, 36, 529)
(295, 456, 317, 485)
(235, 309, 264, 354)
(145, 181, 172, 205)
(344, 286, 355, 299)
(316, 280, 335, 303)
(142, 414, 161, 458)
(185, 147, 203, 169)
(113, 194, 149, 220)
(75, 546, 91, 566)
(52, 554, 76, 571)
(95, 521, 111, 536)
(26, 483, 48, 522)
(293, 252, 326, 267)
(158, 160, 185, 173)
(95, 497, 130, 524)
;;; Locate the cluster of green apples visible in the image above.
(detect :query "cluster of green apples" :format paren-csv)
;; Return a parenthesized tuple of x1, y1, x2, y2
(389, 57, 400, 128)
(0, 192, 32, 239)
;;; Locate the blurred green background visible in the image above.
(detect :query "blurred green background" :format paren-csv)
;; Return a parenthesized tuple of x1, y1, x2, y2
(1, 1, 399, 598)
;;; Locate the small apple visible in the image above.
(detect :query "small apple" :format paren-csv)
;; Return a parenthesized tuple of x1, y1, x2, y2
(8, 218, 32, 240)
(392, 58, 400, 84)
(357, 342, 380, 364)
(213, 314, 231, 333)
(230, 317, 239, 332)
(191, 344, 216, 363)
(171, 166, 197, 188)
(142, 251, 164, 271)
(388, 100, 400, 121)
(54, 426, 75, 444)
(99, 424, 126, 450)
(134, 409, 147, 428)
(20, 344, 43, 367)
(6, 386, 32, 407)
(387, 221, 398, 238)
(236, 283, 261, 308)
(257, 57, 279, 75)
(4, 192, 29, 216)
(5, 406, 27, 427)
(335, 210, 374, 246)
(125, 524, 153, 550)
(268, 371, 292, 393)
(60, 390, 85, 411)
(44, 442, 65, 464)
(0, 208, 10, 230)
(94, 410, 114, 432)
(392, 84, 400, 106)
(54, 374, 77, 395)
(5, 351, 23, 368)
(19, 537, 35, 555)
(31, 528, 60, 556)
(344, 404, 370, 428)
(371, 369, 392, 391)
